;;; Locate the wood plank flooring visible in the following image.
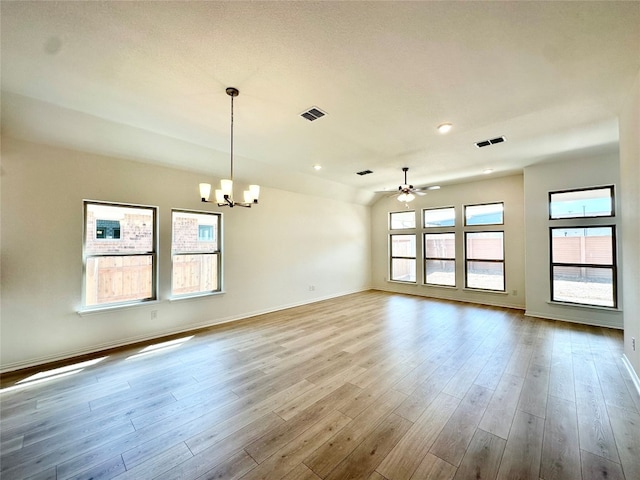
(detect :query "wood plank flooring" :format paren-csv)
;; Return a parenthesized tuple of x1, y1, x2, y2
(1, 291, 639, 480)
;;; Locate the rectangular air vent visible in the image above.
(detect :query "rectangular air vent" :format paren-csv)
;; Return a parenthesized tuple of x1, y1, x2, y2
(475, 136, 506, 148)
(300, 106, 327, 121)
(356, 169, 373, 176)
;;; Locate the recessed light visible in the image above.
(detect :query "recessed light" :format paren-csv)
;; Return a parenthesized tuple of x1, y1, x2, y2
(483, 169, 493, 175)
(437, 123, 453, 134)
(313, 165, 322, 171)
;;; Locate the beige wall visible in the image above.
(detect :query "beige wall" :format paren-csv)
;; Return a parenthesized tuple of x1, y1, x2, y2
(523, 151, 623, 329)
(2, 114, 637, 378)
(0, 137, 371, 371)
(371, 174, 526, 310)
(620, 69, 640, 382)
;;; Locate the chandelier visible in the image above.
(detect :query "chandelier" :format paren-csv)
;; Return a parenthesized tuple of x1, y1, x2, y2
(199, 87, 260, 208)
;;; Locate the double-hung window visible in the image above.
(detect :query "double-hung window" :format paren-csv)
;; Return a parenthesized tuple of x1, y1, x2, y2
(83, 201, 157, 308)
(425, 233, 456, 286)
(171, 210, 221, 297)
(464, 203, 505, 291)
(423, 207, 456, 287)
(389, 211, 416, 283)
(549, 186, 616, 308)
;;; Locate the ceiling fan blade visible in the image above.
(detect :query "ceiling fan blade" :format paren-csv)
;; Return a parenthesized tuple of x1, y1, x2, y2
(415, 191, 427, 196)
(374, 190, 399, 194)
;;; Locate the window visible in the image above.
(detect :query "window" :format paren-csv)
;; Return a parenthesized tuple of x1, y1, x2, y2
(390, 234, 416, 282)
(465, 202, 504, 226)
(198, 225, 214, 241)
(550, 226, 616, 307)
(390, 211, 416, 229)
(423, 207, 455, 228)
(96, 219, 121, 239)
(549, 186, 614, 219)
(424, 233, 455, 286)
(84, 202, 156, 308)
(465, 231, 505, 291)
(548, 186, 617, 308)
(172, 210, 221, 297)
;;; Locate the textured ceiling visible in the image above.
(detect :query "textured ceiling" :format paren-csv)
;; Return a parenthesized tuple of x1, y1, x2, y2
(2, 1, 639, 204)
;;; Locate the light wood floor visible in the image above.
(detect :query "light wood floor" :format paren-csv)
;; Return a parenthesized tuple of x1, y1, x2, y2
(2, 291, 640, 480)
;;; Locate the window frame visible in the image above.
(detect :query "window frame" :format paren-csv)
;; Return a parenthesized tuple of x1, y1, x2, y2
(464, 202, 504, 226)
(171, 209, 222, 298)
(389, 233, 417, 283)
(424, 232, 456, 287)
(549, 225, 617, 308)
(548, 185, 615, 220)
(389, 210, 416, 230)
(423, 206, 456, 228)
(464, 230, 505, 292)
(82, 200, 158, 310)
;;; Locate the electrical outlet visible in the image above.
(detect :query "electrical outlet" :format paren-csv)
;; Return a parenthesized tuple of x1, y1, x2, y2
(511, 289, 518, 296)
(309, 285, 315, 291)
(151, 310, 158, 320)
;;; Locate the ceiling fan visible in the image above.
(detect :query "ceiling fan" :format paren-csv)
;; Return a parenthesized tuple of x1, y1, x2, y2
(391, 167, 439, 203)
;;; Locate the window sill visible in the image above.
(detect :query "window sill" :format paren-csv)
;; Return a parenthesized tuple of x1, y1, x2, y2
(547, 300, 621, 312)
(77, 300, 161, 316)
(423, 284, 458, 290)
(462, 288, 508, 295)
(386, 280, 418, 286)
(169, 291, 225, 302)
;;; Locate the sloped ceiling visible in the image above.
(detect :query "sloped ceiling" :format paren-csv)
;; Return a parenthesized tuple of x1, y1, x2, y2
(2, 1, 639, 204)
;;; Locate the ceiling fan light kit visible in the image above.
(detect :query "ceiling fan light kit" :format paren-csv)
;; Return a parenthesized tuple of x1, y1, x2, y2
(199, 87, 260, 208)
(391, 167, 439, 203)
(397, 167, 416, 203)
(398, 192, 415, 202)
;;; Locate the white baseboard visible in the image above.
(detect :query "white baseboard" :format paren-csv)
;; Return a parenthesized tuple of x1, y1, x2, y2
(371, 287, 526, 311)
(622, 354, 640, 397)
(0, 287, 371, 374)
(524, 310, 623, 330)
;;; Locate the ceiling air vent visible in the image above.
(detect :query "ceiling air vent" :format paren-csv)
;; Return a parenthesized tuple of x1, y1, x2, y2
(356, 169, 373, 176)
(475, 136, 506, 148)
(300, 106, 327, 122)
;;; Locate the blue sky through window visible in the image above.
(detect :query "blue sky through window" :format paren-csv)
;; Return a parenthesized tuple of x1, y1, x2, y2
(550, 187, 613, 219)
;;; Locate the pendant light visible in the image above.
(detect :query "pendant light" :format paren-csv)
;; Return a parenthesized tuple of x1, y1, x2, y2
(199, 87, 260, 208)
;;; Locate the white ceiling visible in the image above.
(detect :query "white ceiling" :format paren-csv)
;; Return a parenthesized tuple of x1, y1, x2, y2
(2, 1, 639, 205)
